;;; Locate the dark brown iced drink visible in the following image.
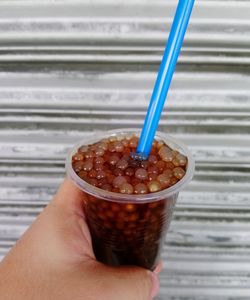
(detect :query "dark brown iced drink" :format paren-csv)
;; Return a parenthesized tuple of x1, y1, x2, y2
(66, 129, 194, 270)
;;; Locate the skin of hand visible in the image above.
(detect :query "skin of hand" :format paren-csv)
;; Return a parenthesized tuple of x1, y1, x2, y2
(0, 179, 160, 300)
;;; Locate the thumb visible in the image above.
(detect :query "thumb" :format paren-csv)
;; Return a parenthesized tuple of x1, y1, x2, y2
(84, 261, 159, 300)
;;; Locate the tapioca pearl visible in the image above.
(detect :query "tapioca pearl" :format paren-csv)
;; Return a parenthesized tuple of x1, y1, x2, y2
(84, 150, 95, 159)
(117, 210, 127, 218)
(94, 147, 105, 157)
(119, 212, 130, 222)
(104, 168, 112, 175)
(156, 161, 165, 172)
(129, 213, 139, 222)
(87, 178, 98, 187)
(149, 202, 160, 209)
(158, 144, 169, 153)
(130, 177, 141, 186)
(106, 210, 115, 219)
(125, 167, 134, 176)
(148, 173, 158, 181)
(134, 183, 148, 194)
(157, 174, 171, 188)
(108, 155, 120, 166)
(147, 181, 161, 192)
(98, 212, 108, 221)
(78, 170, 88, 180)
(150, 215, 159, 224)
(109, 136, 117, 142)
(103, 153, 110, 162)
(114, 141, 124, 152)
(101, 183, 112, 191)
(111, 203, 121, 212)
(108, 143, 116, 152)
(173, 167, 185, 179)
(144, 210, 151, 219)
(172, 158, 180, 167)
(113, 168, 124, 176)
(116, 159, 129, 170)
(128, 158, 141, 168)
(148, 165, 159, 174)
(101, 138, 109, 143)
(148, 155, 158, 164)
(120, 135, 128, 142)
(165, 162, 175, 170)
(163, 169, 174, 178)
(86, 156, 94, 162)
(122, 154, 130, 161)
(72, 153, 84, 161)
(94, 157, 104, 165)
(89, 144, 97, 152)
(82, 160, 93, 171)
(112, 175, 127, 188)
(125, 204, 136, 212)
(88, 194, 97, 202)
(176, 153, 187, 166)
(125, 134, 132, 140)
(72, 161, 85, 172)
(96, 170, 106, 180)
(98, 142, 108, 151)
(123, 148, 131, 155)
(88, 169, 97, 178)
(170, 176, 178, 186)
(158, 146, 174, 162)
(171, 150, 178, 157)
(94, 163, 105, 171)
(135, 168, 148, 180)
(99, 200, 109, 209)
(129, 137, 138, 148)
(157, 141, 164, 149)
(124, 175, 131, 183)
(122, 139, 129, 147)
(79, 145, 88, 153)
(140, 160, 149, 170)
(119, 183, 134, 194)
(107, 174, 115, 184)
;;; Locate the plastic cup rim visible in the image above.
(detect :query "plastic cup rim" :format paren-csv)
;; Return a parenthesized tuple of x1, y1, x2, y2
(66, 128, 195, 203)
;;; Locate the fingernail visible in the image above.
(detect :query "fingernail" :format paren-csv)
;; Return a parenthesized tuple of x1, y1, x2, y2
(154, 261, 163, 275)
(149, 272, 159, 299)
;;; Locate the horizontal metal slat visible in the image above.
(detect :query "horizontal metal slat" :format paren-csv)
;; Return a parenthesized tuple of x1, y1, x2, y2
(0, 1, 249, 51)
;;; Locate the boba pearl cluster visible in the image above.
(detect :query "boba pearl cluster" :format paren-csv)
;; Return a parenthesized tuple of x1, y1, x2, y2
(72, 135, 187, 194)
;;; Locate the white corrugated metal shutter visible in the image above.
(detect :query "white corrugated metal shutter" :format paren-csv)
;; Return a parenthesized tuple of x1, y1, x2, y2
(1, 0, 250, 299)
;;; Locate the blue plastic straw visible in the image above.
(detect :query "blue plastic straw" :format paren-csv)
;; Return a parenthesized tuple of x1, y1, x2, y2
(136, 0, 195, 159)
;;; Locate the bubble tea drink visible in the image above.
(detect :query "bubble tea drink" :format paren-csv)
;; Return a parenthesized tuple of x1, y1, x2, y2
(66, 129, 194, 270)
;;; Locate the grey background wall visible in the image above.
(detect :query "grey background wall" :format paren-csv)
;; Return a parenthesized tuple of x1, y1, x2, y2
(1, 0, 250, 299)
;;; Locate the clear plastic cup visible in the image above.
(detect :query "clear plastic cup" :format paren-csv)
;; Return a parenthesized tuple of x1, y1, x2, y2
(66, 128, 195, 270)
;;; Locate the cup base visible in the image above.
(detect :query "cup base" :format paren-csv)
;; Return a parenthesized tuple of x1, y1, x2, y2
(92, 234, 161, 270)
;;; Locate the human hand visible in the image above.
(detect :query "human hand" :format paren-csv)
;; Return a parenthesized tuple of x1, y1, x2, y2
(0, 179, 160, 300)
